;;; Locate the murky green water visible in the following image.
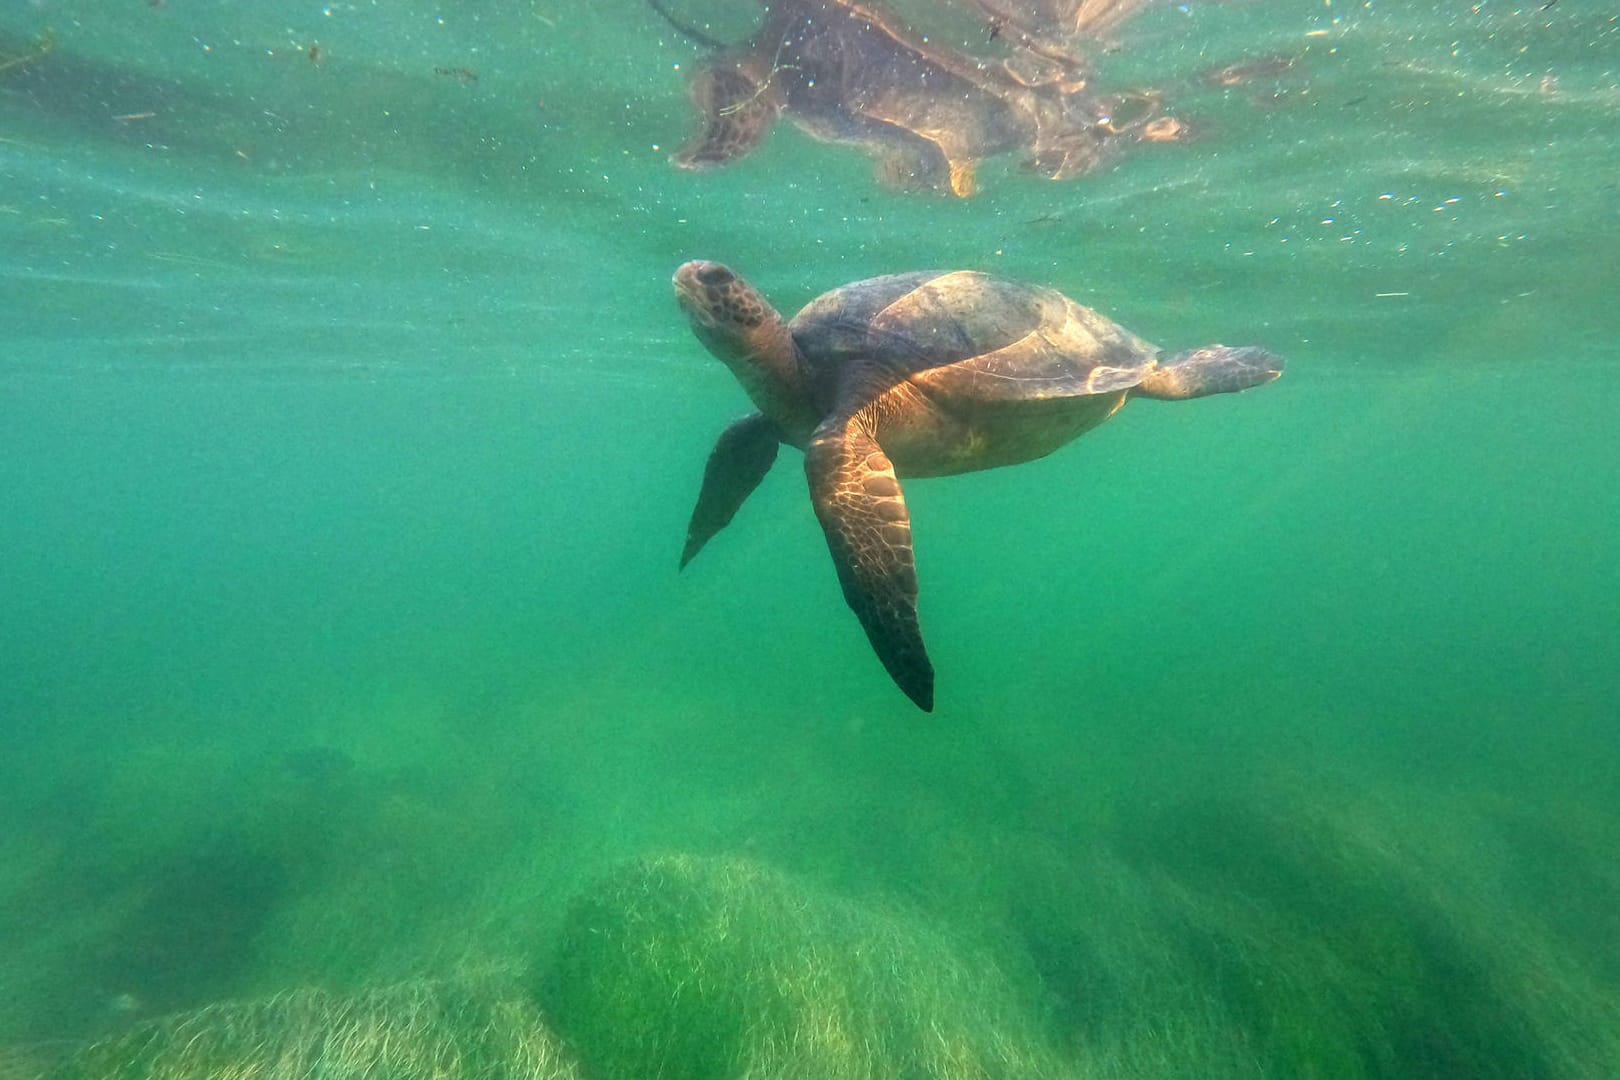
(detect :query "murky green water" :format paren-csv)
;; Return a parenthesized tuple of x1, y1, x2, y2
(3, 1, 1617, 1076)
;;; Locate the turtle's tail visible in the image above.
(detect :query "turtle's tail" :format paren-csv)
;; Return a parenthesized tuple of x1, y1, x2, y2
(1133, 345, 1284, 400)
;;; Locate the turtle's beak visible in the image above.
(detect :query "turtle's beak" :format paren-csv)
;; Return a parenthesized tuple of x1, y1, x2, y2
(673, 266, 713, 328)
(672, 261, 705, 306)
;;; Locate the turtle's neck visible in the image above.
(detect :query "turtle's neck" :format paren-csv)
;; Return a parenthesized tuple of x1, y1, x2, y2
(723, 315, 819, 446)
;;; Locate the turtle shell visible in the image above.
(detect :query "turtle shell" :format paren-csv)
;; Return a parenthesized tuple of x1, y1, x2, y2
(788, 270, 1158, 403)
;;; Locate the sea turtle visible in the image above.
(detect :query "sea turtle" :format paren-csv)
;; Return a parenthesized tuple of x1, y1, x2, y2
(665, 0, 1178, 196)
(674, 260, 1284, 711)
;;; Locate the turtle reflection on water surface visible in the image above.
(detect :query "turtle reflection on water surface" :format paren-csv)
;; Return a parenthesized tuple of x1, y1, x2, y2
(668, 0, 1181, 196)
(674, 261, 1284, 711)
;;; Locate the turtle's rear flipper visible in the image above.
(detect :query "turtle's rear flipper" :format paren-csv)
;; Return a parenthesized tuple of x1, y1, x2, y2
(673, 60, 782, 170)
(1133, 345, 1284, 400)
(805, 417, 935, 711)
(681, 413, 781, 569)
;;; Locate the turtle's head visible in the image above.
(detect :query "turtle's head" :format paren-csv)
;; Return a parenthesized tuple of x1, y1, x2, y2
(674, 261, 780, 356)
(675, 260, 812, 437)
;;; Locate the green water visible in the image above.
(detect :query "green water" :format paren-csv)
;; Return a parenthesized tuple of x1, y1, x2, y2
(2, 0, 1617, 1075)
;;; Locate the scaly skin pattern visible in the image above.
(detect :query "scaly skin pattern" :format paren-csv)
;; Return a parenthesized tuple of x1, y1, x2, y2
(805, 418, 933, 710)
(673, 261, 819, 445)
(673, 55, 783, 169)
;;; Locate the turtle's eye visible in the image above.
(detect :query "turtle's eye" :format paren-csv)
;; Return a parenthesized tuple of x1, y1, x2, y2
(696, 264, 735, 287)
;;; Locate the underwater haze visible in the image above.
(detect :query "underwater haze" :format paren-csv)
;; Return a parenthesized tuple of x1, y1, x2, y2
(3, 0, 1619, 1076)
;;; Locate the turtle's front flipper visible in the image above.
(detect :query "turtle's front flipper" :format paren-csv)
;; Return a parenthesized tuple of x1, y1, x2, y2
(672, 59, 782, 170)
(805, 417, 934, 711)
(1133, 345, 1284, 400)
(682, 413, 782, 569)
